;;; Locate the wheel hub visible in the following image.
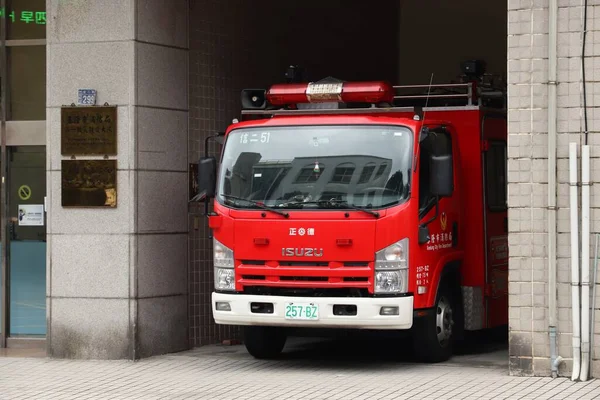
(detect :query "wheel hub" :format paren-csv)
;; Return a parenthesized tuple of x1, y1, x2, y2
(436, 295, 454, 346)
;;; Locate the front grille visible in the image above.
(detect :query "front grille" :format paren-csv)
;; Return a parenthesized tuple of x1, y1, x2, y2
(238, 261, 372, 291)
(243, 286, 370, 297)
(240, 261, 370, 267)
(280, 276, 328, 282)
(241, 260, 266, 265)
(343, 262, 369, 267)
(343, 277, 369, 282)
(242, 275, 266, 280)
(279, 261, 329, 267)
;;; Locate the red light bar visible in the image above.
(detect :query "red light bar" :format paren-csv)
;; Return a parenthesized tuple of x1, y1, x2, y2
(266, 81, 394, 106)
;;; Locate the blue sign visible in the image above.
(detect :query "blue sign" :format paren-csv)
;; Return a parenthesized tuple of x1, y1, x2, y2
(78, 89, 96, 105)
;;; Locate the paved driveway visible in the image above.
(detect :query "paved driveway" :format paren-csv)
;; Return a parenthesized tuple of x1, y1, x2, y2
(0, 335, 598, 399)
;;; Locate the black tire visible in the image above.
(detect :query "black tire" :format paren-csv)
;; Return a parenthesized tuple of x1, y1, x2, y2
(412, 282, 457, 363)
(243, 326, 287, 359)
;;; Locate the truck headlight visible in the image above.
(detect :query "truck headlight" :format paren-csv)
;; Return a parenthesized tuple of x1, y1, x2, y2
(214, 238, 235, 291)
(215, 268, 235, 291)
(375, 239, 409, 294)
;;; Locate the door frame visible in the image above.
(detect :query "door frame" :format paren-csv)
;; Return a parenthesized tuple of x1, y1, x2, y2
(481, 113, 509, 329)
(1, 0, 8, 349)
(0, 0, 47, 347)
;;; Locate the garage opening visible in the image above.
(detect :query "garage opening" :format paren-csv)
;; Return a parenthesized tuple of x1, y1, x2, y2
(188, 0, 508, 360)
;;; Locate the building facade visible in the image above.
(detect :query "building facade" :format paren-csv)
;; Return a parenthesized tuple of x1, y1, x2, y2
(507, 0, 600, 377)
(0, 0, 597, 378)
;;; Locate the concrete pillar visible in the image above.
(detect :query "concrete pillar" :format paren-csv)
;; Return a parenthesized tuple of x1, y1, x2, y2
(46, 0, 189, 359)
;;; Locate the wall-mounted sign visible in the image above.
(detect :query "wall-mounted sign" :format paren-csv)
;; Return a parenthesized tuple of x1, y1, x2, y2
(78, 89, 97, 106)
(0, 10, 46, 25)
(18, 204, 44, 226)
(18, 184, 32, 200)
(61, 160, 117, 208)
(61, 106, 117, 155)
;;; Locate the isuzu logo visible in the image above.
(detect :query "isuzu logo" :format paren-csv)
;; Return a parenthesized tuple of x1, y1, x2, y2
(282, 248, 324, 257)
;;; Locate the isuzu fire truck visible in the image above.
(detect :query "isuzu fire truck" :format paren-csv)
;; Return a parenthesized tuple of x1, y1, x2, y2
(197, 66, 508, 362)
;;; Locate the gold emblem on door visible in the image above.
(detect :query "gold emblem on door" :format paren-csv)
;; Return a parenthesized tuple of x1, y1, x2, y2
(440, 212, 447, 231)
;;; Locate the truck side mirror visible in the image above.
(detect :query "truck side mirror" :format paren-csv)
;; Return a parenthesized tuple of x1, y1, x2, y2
(430, 154, 453, 197)
(197, 156, 217, 201)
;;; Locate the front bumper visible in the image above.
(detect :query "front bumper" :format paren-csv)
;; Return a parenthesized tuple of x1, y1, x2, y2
(212, 292, 413, 330)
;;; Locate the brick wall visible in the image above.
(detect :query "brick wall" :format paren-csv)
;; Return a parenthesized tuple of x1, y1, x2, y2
(508, 0, 600, 376)
(187, 0, 400, 347)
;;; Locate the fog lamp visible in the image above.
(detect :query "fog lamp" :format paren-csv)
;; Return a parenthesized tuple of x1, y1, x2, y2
(380, 306, 400, 316)
(216, 302, 232, 312)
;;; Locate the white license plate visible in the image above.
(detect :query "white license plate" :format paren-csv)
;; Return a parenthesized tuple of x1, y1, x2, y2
(284, 302, 319, 320)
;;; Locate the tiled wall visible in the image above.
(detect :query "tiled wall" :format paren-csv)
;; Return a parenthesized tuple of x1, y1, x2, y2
(187, 0, 400, 346)
(188, 0, 248, 346)
(508, 0, 600, 376)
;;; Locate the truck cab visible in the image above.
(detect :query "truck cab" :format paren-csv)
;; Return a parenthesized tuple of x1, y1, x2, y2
(196, 77, 508, 362)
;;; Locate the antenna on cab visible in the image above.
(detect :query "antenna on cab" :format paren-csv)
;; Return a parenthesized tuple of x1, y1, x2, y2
(413, 73, 434, 172)
(421, 73, 434, 131)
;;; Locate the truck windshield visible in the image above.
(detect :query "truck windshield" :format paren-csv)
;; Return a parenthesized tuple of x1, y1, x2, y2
(217, 125, 413, 210)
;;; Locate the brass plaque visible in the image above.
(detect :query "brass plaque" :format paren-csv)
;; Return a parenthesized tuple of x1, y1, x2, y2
(61, 160, 117, 208)
(61, 106, 117, 155)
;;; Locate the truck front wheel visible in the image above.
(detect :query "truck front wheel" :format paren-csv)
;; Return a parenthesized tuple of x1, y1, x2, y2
(412, 283, 457, 362)
(243, 326, 287, 359)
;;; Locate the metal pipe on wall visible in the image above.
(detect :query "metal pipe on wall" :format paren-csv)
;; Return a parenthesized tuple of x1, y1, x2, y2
(548, 0, 561, 378)
(569, 142, 581, 381)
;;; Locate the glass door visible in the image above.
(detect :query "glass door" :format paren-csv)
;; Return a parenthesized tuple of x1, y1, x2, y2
(0, 147, 46, 340)
(8, 146, 46, 336)
(0, 0, 47, 347)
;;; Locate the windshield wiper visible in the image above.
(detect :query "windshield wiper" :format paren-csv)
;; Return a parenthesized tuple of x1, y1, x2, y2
(328, 200, 380, 218)
(275, 199, 380, 218)
(220, 194, 289, 218)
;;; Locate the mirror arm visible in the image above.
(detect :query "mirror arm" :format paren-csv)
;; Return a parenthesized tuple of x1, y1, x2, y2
(200, 131, 225, 216)
(204, 132, 224, 157)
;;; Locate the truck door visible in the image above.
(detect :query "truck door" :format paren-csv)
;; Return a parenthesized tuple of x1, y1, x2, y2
(482, 115, 508, 328)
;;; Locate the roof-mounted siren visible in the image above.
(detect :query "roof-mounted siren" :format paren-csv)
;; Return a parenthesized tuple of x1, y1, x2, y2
(266, 81, 395, 108)
(241, 89, 268, 110)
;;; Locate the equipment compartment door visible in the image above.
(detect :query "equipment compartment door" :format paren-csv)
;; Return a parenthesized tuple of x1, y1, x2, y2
(482, 116, 508, 329)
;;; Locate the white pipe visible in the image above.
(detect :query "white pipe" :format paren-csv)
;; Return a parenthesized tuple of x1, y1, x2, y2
(590, 233, 599, 379)
(570, 142, 581, 381)
(548, 0, 560, 378)
(580, 144, 591, 381)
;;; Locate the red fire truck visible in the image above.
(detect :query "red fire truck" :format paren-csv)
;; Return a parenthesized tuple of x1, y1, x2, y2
(197, 65, 508, 362)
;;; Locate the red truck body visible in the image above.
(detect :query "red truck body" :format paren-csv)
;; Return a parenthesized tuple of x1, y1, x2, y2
(201, 79, 508, 361)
